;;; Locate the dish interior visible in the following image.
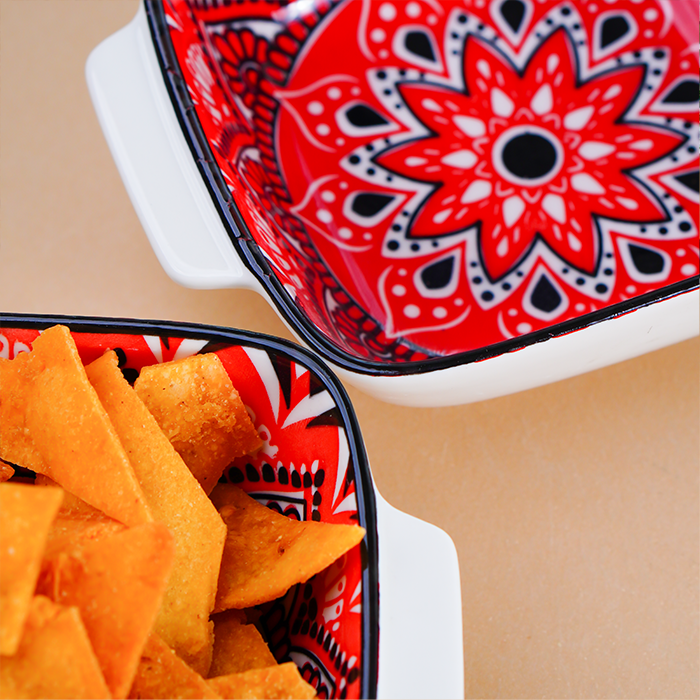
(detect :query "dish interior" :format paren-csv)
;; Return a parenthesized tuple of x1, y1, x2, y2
(152, 0, 698, 366)
(0, 318, 378, 700)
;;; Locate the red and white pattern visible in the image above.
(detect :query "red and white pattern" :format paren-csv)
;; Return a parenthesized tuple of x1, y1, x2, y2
(162, 0, 699, 359)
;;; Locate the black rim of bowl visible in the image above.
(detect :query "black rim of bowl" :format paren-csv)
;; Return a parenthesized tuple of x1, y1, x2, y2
(0, 312, 380, 699)
(144, 0, 698, 378)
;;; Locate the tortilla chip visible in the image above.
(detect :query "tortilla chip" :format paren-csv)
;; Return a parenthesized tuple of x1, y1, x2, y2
(209, 610, 277, 678)
(128, 632, 220, 700)
(0, 483, 64, 656)
(134, 354, 262, 494)
(0, 352, 42, 471)
(0, 325, 152, 526)
(207, 663, 316, 700)
(34, 473, 112, 518)
(41, 511, 126, 568)
(0, 459, 14, 483)
(86, 351, 227, 675)
(210, 484, 365, 611)
(0, 595, 110, 699)
(38, 522, 175, 699)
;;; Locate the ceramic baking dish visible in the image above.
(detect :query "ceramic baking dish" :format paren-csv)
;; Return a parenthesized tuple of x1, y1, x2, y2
(86, 0, 698, 406)
(0, 313, 464, 700)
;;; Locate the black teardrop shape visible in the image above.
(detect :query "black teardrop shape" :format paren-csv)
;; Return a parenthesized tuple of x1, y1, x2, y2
(346, 104, 389, 127)
(307, 407, 343, 428)
(420, 256, 455, 290)
(628, 244, 665, 274)
(351, 193, 395, 217)
(308, 371, 326, 397)
(268, 352, 292, 410)
(600, 15, 630, 48)
(675, 171, 699, 194)
(500, 0, 526, 33)
(530, 275, 562, 313)
(662, 80, 700, 104)
(405, 31, 435, 62)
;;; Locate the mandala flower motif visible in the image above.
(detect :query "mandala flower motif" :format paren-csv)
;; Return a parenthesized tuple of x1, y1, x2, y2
(376, 29, 683, 280)
(212, 27, 269, 109)
(168, 0, 699, 360)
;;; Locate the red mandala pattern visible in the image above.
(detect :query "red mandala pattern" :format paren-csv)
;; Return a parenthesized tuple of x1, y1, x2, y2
(161, 0, 699, 359)
(377, 30, 681, 280)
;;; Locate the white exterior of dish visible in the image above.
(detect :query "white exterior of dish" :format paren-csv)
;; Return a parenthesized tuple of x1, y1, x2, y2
(374, 491, 464, 699)
(86, 4, 698, 410)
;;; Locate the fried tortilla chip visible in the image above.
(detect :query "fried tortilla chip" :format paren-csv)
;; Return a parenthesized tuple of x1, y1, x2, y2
(35, 473, 112, 519)
(0, 325, 151, 526)
(37, 522, 175, 699)
(0, 595, 110, 699)
(134, 354, 262, 494)
(209, 610, 277, 678)
(207, 662, 316, 700)
(0, 459, 14, 483)
(128, 632, 220, 700)
(0, 352, 42, 471)
(33, 474, 126, 568)
(210, 484, 365, 611)
(0, 483, 63, 656)
(86, 351, 226, 675)
(41, 511, 126, 567)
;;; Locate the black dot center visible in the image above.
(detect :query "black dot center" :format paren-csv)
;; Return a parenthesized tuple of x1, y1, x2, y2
(502, 133, 557, 179)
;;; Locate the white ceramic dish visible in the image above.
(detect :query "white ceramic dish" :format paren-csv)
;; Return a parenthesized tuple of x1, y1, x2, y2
(86, 1, 698, 407)
(0, 314, 464, 700)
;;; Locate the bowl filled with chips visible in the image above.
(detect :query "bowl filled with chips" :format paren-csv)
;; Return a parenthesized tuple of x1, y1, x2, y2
(86, 0, 699, 407)
(0, 314, 463, 699)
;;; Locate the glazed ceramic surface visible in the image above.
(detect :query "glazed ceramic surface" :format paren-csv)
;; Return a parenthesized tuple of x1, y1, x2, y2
(0, 315, 464, 699)
(150, 0, 698, 362)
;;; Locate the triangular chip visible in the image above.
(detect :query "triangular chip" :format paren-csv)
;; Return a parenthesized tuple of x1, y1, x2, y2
(0, 325, 152, 526)
(207, 662, 316, 699)
(86, 350, 226, 675)
(33, 474, 127, 568)
(134, 353, 262, 494)
(0, 353, 43, 470)
(35, 473, 114, 519)
(210, 484, 365, 611)
(209, 609, 277, 678)
(0, 483, 63, 655)
(128, 632, 221, 700)
(41, 511, 126, 567)
(37, 522, 175, 699)
(0, 595, 110, 699)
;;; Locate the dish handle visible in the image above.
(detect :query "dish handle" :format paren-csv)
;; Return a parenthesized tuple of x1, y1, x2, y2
(86, 5, 256, 292)
(375, 492, 464, 699)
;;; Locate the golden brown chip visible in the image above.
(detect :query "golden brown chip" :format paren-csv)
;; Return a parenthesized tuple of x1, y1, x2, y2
(128, 632, 221, 700)
(0, 483, 64, 656)
(0, 351, 42, 471)
(210, 484, 365, 611)
(0, 595, 110, 699)
(134, 353, 262, 494)
(37, 476, 127, 582)
(41, 511, 126, 568)
(207, 662, 316, 699)
(209, 609, 277, 678)
(36, 522, 175, 699)
(0, 325, 152, 526)
(86, 350, 227, 675)
(34, 473, 112, 519)
(0, 459, 14, 483)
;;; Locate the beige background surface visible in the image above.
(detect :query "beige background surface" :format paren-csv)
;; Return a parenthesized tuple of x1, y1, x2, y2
(0, 2, 697, 697)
